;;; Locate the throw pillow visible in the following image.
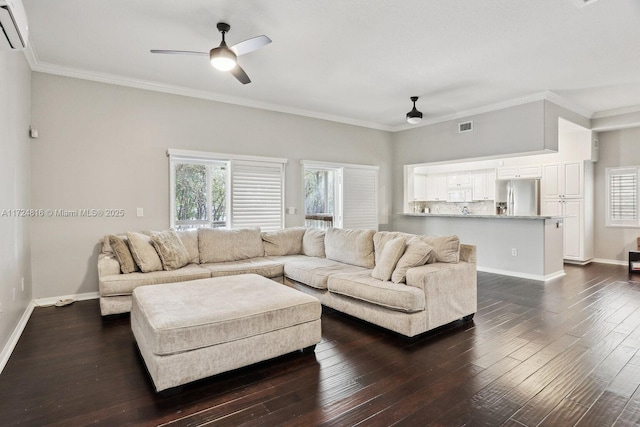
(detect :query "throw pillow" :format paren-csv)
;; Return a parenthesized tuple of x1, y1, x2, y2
(151, 229, 190, 271)
(108, 235, 139, 274)
(126, 231, 163, 273)
(420, 235, 460, 263)
(371, 237, 406, 281)
(302, 227, 326, 257)
(262, 227, 306, 256)
(391, 239, 433, 284)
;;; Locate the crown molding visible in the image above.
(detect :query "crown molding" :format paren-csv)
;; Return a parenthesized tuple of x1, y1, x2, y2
(591, 104, 640, 119)
(23, 42, 599, 133)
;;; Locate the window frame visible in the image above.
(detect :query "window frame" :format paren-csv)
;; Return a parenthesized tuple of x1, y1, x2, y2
(169, 149, 287, 230)
(605, 166, 640, 228)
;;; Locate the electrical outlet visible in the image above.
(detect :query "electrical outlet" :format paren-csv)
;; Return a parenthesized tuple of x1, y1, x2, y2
(137, 208, 144, 217)
(511, 248, 518, 256)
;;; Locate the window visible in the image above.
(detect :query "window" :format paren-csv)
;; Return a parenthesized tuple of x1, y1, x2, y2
(302, 160, 379, 230)
(606, 166, 640, 228)
(304, 167, 337, 229)
(169, 150, 286, 231)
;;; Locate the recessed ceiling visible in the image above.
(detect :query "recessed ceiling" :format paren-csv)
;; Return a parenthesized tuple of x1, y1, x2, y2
(22, 0, 640, 131)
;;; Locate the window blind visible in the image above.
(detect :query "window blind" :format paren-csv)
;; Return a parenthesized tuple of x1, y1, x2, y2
(342, 167, 378, 230)
(230, 160, 285, 231)
(606, 167, 639, 227)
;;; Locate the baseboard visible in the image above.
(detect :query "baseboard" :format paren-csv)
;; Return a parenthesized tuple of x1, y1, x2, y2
(33, 291, 99, 307)
(592, 258, 628, 266)
(477, 266, 565, 282)
(1, 292, 99, 374)
(0, 301, 35, 375)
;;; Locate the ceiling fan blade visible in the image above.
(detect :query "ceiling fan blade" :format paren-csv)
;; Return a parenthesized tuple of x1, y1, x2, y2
(229, 35, 271, 56)
(230, 64, 251, 84)
(150, 49, 208, 56)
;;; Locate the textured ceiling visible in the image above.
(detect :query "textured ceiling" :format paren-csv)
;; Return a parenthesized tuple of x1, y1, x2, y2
(22, 0, 640, 131)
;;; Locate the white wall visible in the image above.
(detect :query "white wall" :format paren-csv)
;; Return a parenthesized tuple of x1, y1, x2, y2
(0, 52, 32, 348)
(29, 73, 393, 299)
(593, 127, 640, 262)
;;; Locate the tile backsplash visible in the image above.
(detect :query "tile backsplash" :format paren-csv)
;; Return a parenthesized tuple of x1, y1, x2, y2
(409, 200, 495, 215)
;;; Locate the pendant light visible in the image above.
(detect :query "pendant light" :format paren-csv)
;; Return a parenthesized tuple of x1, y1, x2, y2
(406, 96, 423, 124)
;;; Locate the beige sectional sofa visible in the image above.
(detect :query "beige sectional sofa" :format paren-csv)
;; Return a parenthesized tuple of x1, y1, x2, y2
(98, 226, 477, 337)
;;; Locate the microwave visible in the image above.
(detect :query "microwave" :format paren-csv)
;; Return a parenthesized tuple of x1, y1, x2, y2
(447, 188, 472, 202)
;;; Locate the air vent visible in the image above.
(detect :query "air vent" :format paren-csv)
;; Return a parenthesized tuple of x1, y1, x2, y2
(570, 0, 599, 8)
(458, 121, 473, 133)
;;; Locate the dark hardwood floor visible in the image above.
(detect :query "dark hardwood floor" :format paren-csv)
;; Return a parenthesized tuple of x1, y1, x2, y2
(2, 263, 640, 426)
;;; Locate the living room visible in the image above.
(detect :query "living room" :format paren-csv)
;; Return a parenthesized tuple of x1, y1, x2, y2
(3, 1, 640, 425)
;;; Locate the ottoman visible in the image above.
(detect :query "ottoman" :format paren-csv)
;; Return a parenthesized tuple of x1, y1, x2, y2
(131, 273, 322, 392)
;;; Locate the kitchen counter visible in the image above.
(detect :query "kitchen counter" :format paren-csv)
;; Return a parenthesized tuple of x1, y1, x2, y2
(402, 213, 562, 220)
(394, 213, 565, 281)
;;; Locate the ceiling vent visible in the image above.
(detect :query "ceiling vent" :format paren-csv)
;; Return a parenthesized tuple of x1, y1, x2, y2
(458, 121, 473, 133)
(570, 0, 600, 8)
(0, 0, 29, 50)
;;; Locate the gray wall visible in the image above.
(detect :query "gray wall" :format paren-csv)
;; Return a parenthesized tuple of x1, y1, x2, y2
(593, 127, 640, 261)
(29, 73, 393, 299)
(0, 52, 32, 349)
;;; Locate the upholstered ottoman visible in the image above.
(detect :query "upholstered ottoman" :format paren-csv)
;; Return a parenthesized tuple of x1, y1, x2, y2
(131, 273, 322, 392)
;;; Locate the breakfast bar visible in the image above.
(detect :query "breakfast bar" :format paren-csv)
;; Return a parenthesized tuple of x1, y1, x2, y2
(394, 213, 565, 281)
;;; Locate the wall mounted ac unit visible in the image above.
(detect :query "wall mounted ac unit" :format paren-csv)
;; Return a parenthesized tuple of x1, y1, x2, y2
(0, 0, 29, 50)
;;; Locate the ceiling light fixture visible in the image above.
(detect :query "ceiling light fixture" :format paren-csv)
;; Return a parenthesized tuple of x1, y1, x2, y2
(406, 96, 423, 124)
(210, 23, 237, 71)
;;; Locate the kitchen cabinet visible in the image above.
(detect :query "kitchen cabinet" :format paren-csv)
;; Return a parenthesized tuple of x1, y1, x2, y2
(541, 161, 583, 199)
(497, 165, 541, 179)
(446, 172, 471, 188)
(472, 169, 496, 201)
(413, 174, 428, 200)
(541, 199, 586, 261)
(425, 173, 448, 201)
(541, 161, 593, 263)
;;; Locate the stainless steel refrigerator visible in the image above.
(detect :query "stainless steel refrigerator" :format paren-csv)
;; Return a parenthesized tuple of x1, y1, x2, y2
(495, 178, 540, 216)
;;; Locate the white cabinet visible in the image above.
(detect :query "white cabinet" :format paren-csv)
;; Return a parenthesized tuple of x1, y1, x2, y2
(541, 161, 593, 263)
(413, 174, 428, 200)
(472, 169, 496, 201)
(425, 173, 448, 201)
(541, 199, 585, 261)
(541, 161, 583, 199)
(497, 165, 541, 179)
(446, 172, 471, 188)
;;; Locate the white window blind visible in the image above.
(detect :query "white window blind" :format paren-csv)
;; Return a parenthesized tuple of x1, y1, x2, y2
(342, 167, 379, 230)
(606, 167, 640, 228)
(230, 160, 285, 231)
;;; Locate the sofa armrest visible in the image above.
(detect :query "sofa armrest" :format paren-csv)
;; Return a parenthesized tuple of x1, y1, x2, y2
(459, 244, 476, 263)
(405, 261, 477, 329)
(98, 253, 121, 277)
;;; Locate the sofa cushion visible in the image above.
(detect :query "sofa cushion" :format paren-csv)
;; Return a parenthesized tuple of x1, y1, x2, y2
(99, 263, 211, 296)
(127, 232, 163, 273)
(303, 228, 326, 257)
(176, 229, 199, 264)
(261, 227, 305, 256)
(284, 257, 369, 290)
(201, 257, 284, 279)
(371, 236, 406, 281)
(151, 229, 190, 271)
(328, 271, 426, 313)
(108, 235, 139, 274)
(391, 238, 433, 284)
(325, 228, 375, 268)
(198, 227, 264, 263)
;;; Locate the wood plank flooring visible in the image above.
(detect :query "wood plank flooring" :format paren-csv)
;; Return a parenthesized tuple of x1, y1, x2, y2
(2, 263, 640, 426)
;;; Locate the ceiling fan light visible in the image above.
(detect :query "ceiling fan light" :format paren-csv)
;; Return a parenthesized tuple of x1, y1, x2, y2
(406, 96, 423, 124)
(210, 47, 237, 71)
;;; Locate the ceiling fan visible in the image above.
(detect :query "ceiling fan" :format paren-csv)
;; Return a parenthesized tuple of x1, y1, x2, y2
(151, 22, 271, 84)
